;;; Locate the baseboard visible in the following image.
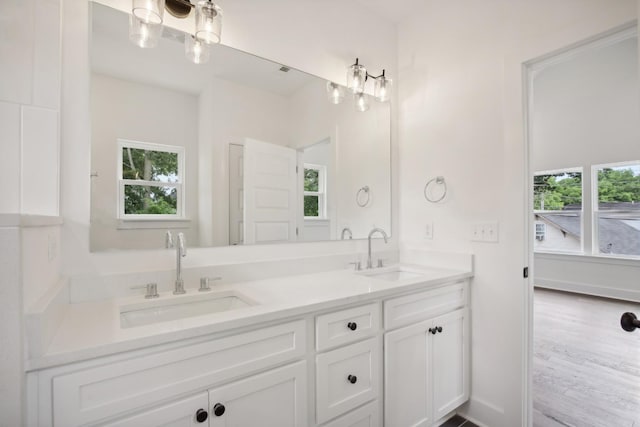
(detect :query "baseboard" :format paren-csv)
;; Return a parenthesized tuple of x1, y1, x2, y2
(535, 278, 640, 302)
(457, 396, 504, 427)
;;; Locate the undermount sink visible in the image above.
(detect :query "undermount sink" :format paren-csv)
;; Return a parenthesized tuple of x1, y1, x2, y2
(120, 290, 257, 328)
(362, 265, 428, 282)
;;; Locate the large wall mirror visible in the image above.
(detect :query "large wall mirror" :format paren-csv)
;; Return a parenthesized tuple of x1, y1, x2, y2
(89, 3, 391, 251)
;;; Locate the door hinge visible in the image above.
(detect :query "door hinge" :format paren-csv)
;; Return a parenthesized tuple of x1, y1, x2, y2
(523, 267, 529, 278)
(296, 165, 299, 173)
(295, 227, 299, 236)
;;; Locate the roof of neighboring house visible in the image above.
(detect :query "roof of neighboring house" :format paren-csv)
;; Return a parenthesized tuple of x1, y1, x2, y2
(535, 213, 640, 255)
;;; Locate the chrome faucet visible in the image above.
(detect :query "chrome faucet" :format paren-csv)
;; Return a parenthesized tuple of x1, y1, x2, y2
(341, 227, 353, 240)
(174, 232, 187, 295)
(367, 227, 388, 269)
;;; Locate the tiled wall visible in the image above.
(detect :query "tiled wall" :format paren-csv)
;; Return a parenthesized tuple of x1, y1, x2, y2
(0, 0, 62, 424)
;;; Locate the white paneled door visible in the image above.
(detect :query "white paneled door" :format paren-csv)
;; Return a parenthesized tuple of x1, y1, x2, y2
(243, 138, 298, 244)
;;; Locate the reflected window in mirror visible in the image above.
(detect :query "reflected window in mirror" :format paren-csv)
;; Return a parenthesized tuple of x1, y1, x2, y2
(303, 164, 327, 219)
(118, 139, 185, 220)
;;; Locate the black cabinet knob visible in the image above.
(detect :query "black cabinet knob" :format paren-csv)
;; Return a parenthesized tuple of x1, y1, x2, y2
(429, 327, 436, 335)
(347, 374, 358, 384)
(437, 326, 443, 333)
(621, 312, 640, 332)
(213, 403, 226, 417)
(347, 322, 357, 331)
(195, 409, 208, 423)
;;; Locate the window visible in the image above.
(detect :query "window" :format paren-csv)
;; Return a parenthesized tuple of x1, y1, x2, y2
(594, 162, 640, 256)
(118, 139, 184, 219)
(303, 164, 326, 218)
(533, 169, 582, 253)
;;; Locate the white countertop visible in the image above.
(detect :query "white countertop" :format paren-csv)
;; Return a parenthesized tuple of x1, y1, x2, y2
(28, 264, 472, 371)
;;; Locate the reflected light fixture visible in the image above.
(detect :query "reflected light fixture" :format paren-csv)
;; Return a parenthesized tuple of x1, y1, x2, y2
(129, 13, 162, 48)
(326, 82, 345, 105)
(354, 92, 370, 112)
(129, 0, 222, 65)
(345, 58, 392, 107)
(185, 35, 210, 64)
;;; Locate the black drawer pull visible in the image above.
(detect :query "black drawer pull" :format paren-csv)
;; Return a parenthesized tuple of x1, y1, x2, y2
(347, 375, 357, 384)
(347, 322, 357, 331)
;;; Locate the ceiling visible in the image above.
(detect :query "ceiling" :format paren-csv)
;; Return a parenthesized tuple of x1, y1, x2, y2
(351, 0, 425, 24)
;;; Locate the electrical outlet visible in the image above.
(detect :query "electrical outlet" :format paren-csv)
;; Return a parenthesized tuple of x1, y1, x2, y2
(471, 221, 499, 243)
(424, 221, 434, 240)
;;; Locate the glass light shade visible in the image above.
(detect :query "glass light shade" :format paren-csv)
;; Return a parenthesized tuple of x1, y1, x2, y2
(132, 0, 165, 24)
(196, 0, 223, 44)
(374, 75, 392, 102)
(354, 92, 370, 112)
(185, 35, 210, 64)
(326, 82, 345, 105)
(129, 14, 162, 48)
(347, 63, 367, 94)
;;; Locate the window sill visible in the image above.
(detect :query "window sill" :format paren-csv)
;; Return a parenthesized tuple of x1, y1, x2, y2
(117, 218, 191, 230)
(304, 217, 330, 222)
(535, 251, 640, 266)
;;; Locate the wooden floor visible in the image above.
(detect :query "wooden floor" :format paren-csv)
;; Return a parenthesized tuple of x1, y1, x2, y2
(533, 288, 640, 427)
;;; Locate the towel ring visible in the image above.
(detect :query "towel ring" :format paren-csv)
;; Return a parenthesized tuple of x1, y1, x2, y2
(356, 186, 370, 207)
(424, 176, 447, 203)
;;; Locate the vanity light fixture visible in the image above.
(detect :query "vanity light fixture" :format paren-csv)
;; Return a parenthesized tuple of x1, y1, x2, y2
(132, 0, 165, 24)
(195, 0, 223, 44)
(129, 0, 222, 64)
(345, 58, 392, 104)
(346, 58, 367, 94)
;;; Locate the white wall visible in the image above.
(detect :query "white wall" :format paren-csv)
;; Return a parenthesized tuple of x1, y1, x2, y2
(90, 74, 200, 250)
(396, 1, 636, 426)
(531, 33, 640, 300)
(0, 0, 63, 424)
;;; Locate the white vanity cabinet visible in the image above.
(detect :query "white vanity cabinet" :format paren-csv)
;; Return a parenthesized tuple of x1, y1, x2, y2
(384, 282, 470, 427)
(29, 278, 470, 427)
(314, 303, 382, 426)
(103, 361, 307, 427)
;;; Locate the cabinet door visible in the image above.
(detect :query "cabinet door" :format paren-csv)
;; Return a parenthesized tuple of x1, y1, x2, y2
(384, 319, 432, 427)
(431, 308, 469, 421)
(208, 361, 307, 427)
(102, 392, 209, 427)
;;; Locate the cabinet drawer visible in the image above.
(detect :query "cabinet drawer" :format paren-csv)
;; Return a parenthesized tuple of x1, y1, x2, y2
(316, 303, 380, 351)
(53, 320, 306, 427)
(384, 281, 466, 330)
(321, 401, 380, 427)
(316, 338, 381, 424)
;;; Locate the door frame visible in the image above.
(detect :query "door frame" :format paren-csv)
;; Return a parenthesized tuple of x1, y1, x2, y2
(521, 21, 639, 427)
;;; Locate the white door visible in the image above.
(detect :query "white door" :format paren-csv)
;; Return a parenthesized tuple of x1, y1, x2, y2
(243, 138, 298, 244)
(208, 361, 307, 427)
(431, 308, 470, 421)
(384, 320, 432, 427)
(228, 143, 244, 245)
(103, 392, 209, 427)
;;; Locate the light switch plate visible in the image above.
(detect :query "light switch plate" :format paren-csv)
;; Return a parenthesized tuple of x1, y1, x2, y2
(471, 221, 499, 243)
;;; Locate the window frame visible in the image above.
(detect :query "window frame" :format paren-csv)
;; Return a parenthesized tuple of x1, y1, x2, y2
(591, 160, 640, 258)
(532, 167, 584, 254)
(303, 163, 327, 219)
(117, 139, 185, 220)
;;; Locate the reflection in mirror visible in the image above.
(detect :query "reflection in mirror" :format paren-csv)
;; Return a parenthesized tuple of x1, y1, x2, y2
(89, 3, 391, 251)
